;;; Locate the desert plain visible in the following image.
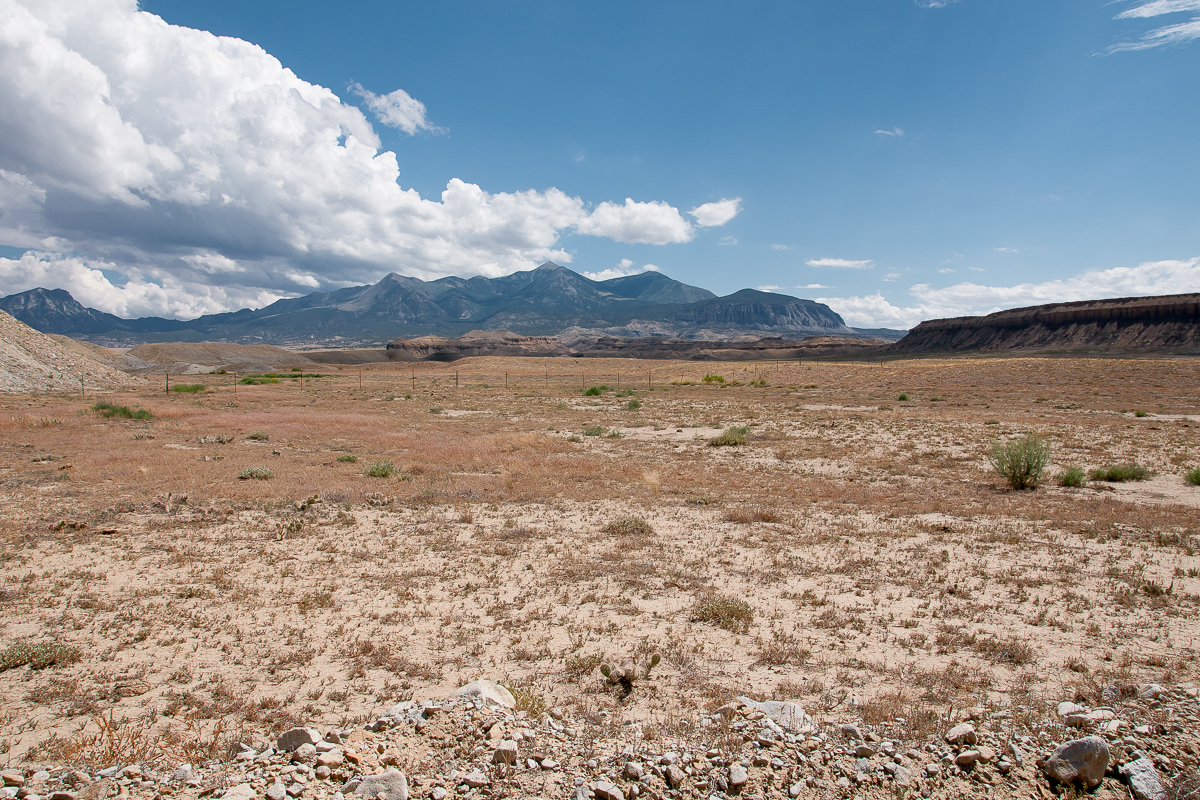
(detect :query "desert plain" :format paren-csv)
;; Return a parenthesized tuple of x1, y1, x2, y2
(2, 354, 1199, 797)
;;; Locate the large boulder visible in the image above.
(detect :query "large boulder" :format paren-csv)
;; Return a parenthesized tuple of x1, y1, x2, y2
(1040, 736, 1109, 790)
(277, 727, 323, 752)
(734, 697, 818, 734)
(449, 680, 516, 709)
(1120, 757, 1166, 800)
(354, 769, 409, 800)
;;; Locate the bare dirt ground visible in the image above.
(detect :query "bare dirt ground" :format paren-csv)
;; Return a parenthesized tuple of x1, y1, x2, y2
(2, 356, 1199, 797)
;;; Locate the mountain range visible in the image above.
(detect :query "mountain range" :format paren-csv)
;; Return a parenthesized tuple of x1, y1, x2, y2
(0, 263, 896, 347)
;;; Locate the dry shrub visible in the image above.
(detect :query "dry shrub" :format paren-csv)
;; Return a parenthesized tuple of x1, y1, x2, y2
(754, 631, 810, 665)
(32, 710, 158, 767)
(724, 506, 782, 524)
(973, 635, 1036, 665)
(0, 641, 81, 671)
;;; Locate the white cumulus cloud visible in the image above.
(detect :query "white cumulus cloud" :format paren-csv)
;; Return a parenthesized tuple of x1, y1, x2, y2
(349, 83, 437, 134)
(0, 0, 705, 316)
(688, 198, 742, 227)
(818, 257, 1200, 329)
(806, 257, 874, 269)
(580, 259, 661, 282)
(875, 127, 904, 137)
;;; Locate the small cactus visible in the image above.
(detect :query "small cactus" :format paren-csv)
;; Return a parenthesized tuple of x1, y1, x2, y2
(599, 653, 661, 696)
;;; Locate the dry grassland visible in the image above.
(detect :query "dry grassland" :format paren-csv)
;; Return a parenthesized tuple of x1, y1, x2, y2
(2, 355, 1199, 764)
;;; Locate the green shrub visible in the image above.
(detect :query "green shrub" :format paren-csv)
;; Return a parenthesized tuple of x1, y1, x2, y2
(91, 402, 153, 420)
(582, 425, 605, 437)
(429, 407, 443, 414)
(1134, 410, 1149, 418)
(692, 594, 754, 634)
(366, 461, 396, 478)
(583, 386, 610, 397)
(0, 641, 81, 672)
(1186, 467, 1200, 486)
(238, 376, 280, 385)
(897, 393, 909, 401)
(702, 374, 725, 384)
(237, 467, 273, 480)
(708, 425, 749, 447)
(625, 399, 642, 410)
(245, 431, 270, 441)
(601, 516, 655, 537)
(1057, 466, 1087, 487)
(1089, 464, 1151, 482)
(987, 433, 1051, 490)
(170, 383, 206, 393)
(336, 455, 358, 463)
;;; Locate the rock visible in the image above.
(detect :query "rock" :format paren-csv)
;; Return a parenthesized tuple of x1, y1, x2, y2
(429, 789, 446, 800)
(854, 744, 876, 758)
(354, 769, 409, 800)
(735, 697, 818, 734)
(266, 783, 287, 800)
(1041, 736, 1109, 790)
(591, 781, 624, 800)
(449, 680, 516, 709)
(1057, 702, 1086, 717)
(789, 781, 804, 798)
(945, 723, 977, 746)
(976, 746, 996, 764)
(955, 750, 980, 768)
(1120, 757, 1166, 800)
(315, 767, 331, 781)
(1138, 684, 1165, 701)
(493, 740, 518, 765)
(729, 764, 748, 787)
(286, 782, 304, 797)
(315, 751, 344, 768)
(664, 765, 686, 788)
(839, 724, 863, 740)
(63, 774, 89, 789)
(540, 759, 559, 771)
(222, 785, 256, 800)
(172, 766, 194, 784)
(893, 766, 912, 787)
(1063, 715, 1088, 729)
(461, 771, 488, 790)
(1, 777, 23, 790)
(49, 793, 75, 800)
(623, 763, 644, 781)
(1087, 709, 1115, 722)
(278, 728, 324, 752)
(294, 743, 317, 763)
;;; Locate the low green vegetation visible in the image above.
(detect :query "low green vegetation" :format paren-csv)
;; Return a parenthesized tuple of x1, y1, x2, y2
(702, 374, 725, 384)
(336, 454, 358, 463)
(1089, 464, 1151, 482)
(1056, 466, 1087, 487)
(708, 425, 749, 447)
(1185, 467, 1200, 486)
(245, 431, 270, 441)
(0, 641, 81, 672)
(1134, 410, 1149, 418)
(238, 372, 326, 385)
(582, 425, 605, 437)
(692, 593, 754, 634)
(601, 516, 654, 537)
(897, 393, 909, 401)
(624, 399, 641, 410)
(988, 432, 1051, 490)
(237, 467, 273, 480)
(583, 385, 610, 397)
(170, 383, 206, 393)
(365, 461, 396, 478)
(92, 401, 153, 420)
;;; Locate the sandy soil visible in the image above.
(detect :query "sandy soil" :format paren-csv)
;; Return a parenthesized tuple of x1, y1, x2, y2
(1, 355, 1198, 780)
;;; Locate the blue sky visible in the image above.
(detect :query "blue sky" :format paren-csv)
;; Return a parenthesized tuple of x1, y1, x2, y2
(1, 0, 1198, 327)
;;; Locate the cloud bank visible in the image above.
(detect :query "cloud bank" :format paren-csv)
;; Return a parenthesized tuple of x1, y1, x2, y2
(818, 257, 1200, 329)
(0, 0, 739, 317)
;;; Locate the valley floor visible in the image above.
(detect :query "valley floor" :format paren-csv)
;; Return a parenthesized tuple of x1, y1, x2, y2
(2, 355, 1199, 798)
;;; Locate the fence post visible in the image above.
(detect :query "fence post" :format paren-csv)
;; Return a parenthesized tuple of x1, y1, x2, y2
(165, 372, 169, 394)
